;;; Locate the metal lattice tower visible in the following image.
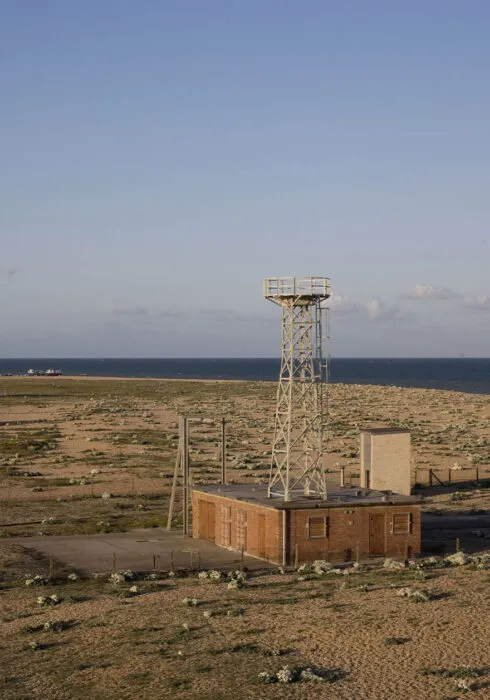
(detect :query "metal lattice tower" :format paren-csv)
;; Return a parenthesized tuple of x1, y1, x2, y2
(264, 277, 331, 502)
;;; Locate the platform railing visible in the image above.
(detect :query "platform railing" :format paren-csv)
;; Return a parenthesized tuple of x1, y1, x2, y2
(264, 276, 331, 299)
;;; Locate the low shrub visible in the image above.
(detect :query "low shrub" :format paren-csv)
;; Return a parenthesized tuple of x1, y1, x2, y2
(258, 665, 344, 684)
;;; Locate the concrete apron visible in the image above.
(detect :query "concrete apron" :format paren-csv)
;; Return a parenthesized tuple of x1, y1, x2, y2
(6, 529, 276, 575)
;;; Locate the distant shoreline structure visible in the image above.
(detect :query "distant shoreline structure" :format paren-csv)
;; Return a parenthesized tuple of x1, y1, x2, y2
(1, 358, 490, 395)
(26, 368, 63, 377)
(1, 368, 64, 378)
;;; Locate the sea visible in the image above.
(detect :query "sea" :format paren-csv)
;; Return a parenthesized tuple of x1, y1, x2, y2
(1, 358, 490, 395)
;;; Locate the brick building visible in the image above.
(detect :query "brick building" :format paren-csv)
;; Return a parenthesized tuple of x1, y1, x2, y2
(192, 484, 421, 566)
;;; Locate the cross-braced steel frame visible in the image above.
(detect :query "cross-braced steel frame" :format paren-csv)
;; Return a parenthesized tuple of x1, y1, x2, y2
(264, 277, 331, 502)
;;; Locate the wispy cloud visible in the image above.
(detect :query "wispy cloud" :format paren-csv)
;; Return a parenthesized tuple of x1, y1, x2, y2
(112, 306, 149, 316)
(112, 307, 272, 325)
(325, 295, 361, 315)
(157, 311, 182, 319)
(464, 295, 490, 311)
(365, 298, 383, 319)
(364, 298, 412, 323)
(327, 294, 412, 324)
(405, 284, 463, 300)
(199, 309, 271, 324)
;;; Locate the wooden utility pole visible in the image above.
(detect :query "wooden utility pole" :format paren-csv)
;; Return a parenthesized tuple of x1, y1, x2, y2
(167, 414, 228, 532)
(182, 416, 189, 535)
(167, 431, 182, 530)
(221, 417, 227, 484)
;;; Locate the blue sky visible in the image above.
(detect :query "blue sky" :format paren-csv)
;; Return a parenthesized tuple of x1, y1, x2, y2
(1, 1, 489, 357)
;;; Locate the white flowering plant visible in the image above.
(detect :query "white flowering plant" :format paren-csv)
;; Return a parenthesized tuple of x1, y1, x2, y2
(25, 575, 48, 587)
(456, 678, 475, 693)
(276, 666, 299, 683)
(36, 594, 62, 607)
(396, 587, 431, 603)
(226, 607, 244, 617)
(109, 570, 135, 584)
(258, 665, 343, 684)
(296, 564, 311, 575)
(42, 621, 66, 632)
(227, 570, 247, 589)
(383, 558, 405, 570)
(416, 556, 440, 569)
(312, 560, 333, 575)
(258, 671, 276, 684)
(445, 551, 469, 567)
(181, 597, 198, 607)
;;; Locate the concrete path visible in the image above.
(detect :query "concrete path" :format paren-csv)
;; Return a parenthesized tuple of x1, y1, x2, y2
(6, 516, 488, 575)
(7, 529, 274, 574)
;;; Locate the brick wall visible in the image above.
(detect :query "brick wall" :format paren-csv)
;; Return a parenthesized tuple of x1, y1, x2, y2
(192, 490, 421, 565)
(290, 504, 421, 563)
(192, 491, 283, 563)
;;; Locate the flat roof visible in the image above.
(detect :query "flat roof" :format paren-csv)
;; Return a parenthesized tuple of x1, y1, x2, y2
(191, 483, 420, 510)
(361, 427, 411, 435)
